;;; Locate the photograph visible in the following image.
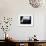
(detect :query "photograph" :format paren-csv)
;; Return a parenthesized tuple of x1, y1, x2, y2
(20, 16, 31, 24)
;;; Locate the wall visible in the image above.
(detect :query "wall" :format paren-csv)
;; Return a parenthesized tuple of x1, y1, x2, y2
(0, 0, 46, 40)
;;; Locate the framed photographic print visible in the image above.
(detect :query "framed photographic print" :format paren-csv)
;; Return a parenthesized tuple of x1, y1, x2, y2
(18, 15, 33, 26)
